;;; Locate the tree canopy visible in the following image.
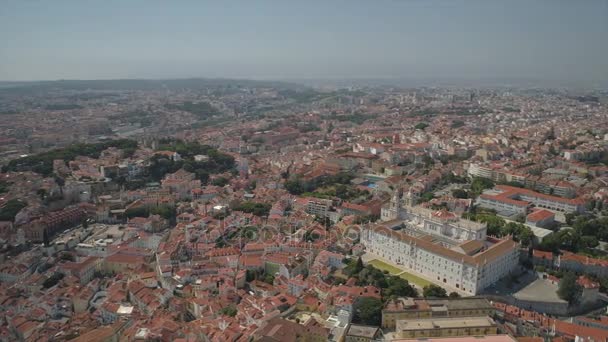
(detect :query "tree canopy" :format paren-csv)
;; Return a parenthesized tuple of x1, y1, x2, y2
(414, 122, 429, 130)
(164, 101, 220, 119)
(284, 172, 355, 196)
(0, 199, 27, 222)
(352, 297, 383, 326)
(557, 272, 582, 304)
(423, 284, 448, 298)
(3, 139, 138, 176)
(470, 177, 495, 197)
(232, 201, 271, 217)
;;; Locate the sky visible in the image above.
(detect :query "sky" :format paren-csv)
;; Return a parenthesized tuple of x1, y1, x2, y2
(1, 0, 607, 84)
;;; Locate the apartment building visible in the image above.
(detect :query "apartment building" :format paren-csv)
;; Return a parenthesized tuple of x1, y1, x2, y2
(478, 185, 585, 214)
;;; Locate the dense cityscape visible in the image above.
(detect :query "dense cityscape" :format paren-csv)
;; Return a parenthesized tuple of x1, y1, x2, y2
(2, 0, 608, 341)
(0, 79, 607, 341)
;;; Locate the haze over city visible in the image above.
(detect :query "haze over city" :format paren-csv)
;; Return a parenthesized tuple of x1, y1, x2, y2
(1, 0, 607, 85)
(2, 2, 608, 342)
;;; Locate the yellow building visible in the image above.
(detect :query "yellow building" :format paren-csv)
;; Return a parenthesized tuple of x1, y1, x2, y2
(395, 316, 497, 339)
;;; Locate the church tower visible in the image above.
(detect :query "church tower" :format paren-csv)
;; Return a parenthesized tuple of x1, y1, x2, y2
(381, 188, 403, 221)
(403, 189, 418, 207)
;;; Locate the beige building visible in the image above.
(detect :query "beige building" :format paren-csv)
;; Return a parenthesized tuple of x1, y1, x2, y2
(382, 297, 494, 329)
(395, 316, 497, 339)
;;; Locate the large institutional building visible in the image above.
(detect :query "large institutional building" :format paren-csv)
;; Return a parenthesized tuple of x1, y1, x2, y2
(477, 185, 585, 215)
(362, 190, 519, 295)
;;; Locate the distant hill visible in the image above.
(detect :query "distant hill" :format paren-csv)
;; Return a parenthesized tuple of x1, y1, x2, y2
(0, 78, 303, 94)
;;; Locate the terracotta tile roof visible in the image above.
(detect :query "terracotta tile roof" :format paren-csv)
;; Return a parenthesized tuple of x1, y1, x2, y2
(526, 209, 555, 222)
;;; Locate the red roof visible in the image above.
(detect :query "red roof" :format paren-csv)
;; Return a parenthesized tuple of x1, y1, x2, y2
(526, 209, 555, 222)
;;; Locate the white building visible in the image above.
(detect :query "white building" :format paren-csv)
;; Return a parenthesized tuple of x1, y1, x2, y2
(478, 185, 585, 214)
(362, 225, 518, 295)
(366, 193, 519, 295)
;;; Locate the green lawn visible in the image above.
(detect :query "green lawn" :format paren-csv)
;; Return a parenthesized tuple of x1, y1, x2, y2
(367, 259, 402, 274)
(367, 259, 433, 288)
(397, 271, 433, 288)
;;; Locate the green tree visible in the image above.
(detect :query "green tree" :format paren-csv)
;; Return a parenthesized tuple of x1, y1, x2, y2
(344, 257, 364, 277)
(0, 180, 11, 194)
(264, 274, 275, 285)
(0, 199, 27, 222)
(557, 272, 582, 304)
(384, 277, 418, 298)
(423, 284, 448, 298)
(219, 305, 237, 317)
(352, 297, 383, 326)
(42, 272, 64, 288)
(233, 201, 272, 217)
(284, 178, 304, 195)
(211, 177, 230, 187)
(470, 177, 494, 196)
(448, 291, 461, 298)
(451, 189, 469, 199)
(418, 192, 435, 203)
(36, 188, 47, 200)
(415, 122, 429, 130)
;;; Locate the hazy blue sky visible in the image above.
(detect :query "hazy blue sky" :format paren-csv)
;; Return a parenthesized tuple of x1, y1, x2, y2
(1, 0, 607, 83)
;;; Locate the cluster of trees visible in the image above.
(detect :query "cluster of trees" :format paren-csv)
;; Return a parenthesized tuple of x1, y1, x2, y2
(3, 139, 138, 176)
(158, 139, 234, 165)
(470, 177, 495, 197)
(557, 272, 583, 304)
(211, 177, 230, 187)
(219, 305, 238, 317)
(297, 123, 320, 133)
(568, 213, 608, 242)
(284, 172, 355, 196)
(417, 192, 435, 203)
(463, 210, 534, 247)
(146, 139, 235, 184)
(0, 199, 27, 222)
(347, 258, 418, 326)
(0, 180, 11, 194)
(452, 189, 470, 199)
(42, 272, 64, 289)
(344, 258, 418, 299)
(164, 101, 220, 119)
(531, 212, 607, 254)
(585, 199, 606, 212)
(232, 201, 271, 217)
(538, 227, 600, 254)
(352, 297, 383, 326)
(354, 214, 380, 224)
(414, 122, 429, 130)
(422, 284, 447, 298)
(302, 183, 369, 201)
